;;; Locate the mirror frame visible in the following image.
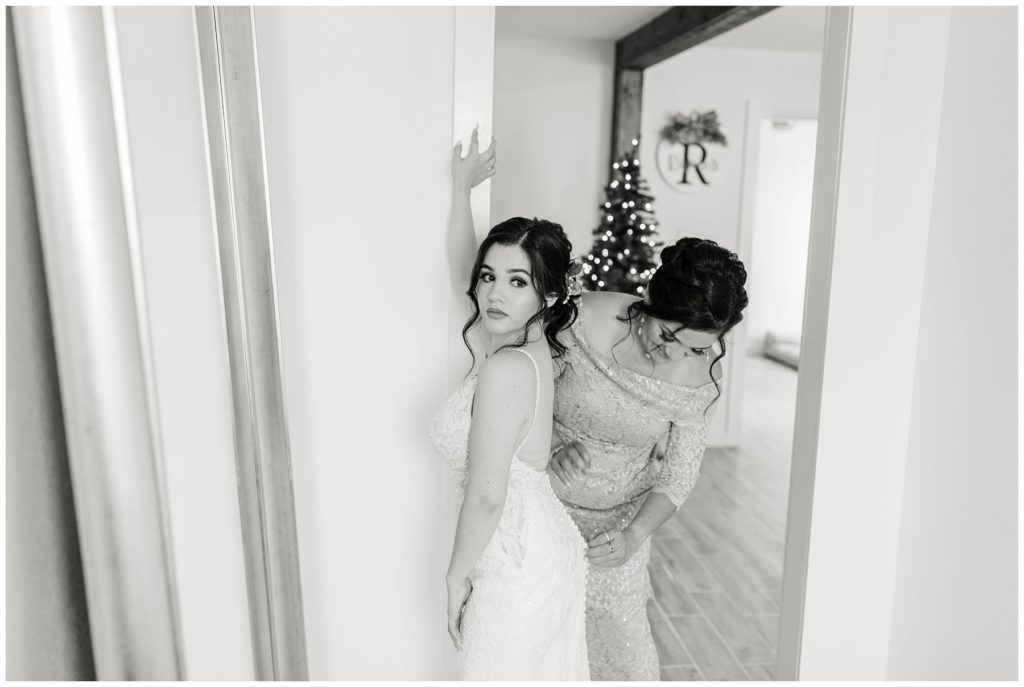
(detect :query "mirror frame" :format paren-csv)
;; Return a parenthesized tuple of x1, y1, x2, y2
(9, 6, 185, 678)
(194, 7, 308, 680)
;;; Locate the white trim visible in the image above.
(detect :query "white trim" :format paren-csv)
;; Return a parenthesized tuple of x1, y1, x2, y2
(708, 97, 754, 448)
(776, 7, 852, 678)
(448, 6, 496, 392)
(194, 7, 308, 679)
(443, 8, 496, 679)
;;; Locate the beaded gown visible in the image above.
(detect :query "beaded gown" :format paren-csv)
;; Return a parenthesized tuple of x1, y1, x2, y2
(430, 348, 590, 680)
(551, 307, 716, 680)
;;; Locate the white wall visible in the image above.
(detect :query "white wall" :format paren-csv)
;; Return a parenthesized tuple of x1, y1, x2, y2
(253, 8, 492, 679)
(791, 6, 1017, 679)
(490, 36, 614, 258)
(796, 7, 953, 678)
(886, 6, 1017, 679)
(745, 119, 817, 350)
(641, 46, 822, 444)
(640, 46, 821, 254)
(113, 7, 253, 679)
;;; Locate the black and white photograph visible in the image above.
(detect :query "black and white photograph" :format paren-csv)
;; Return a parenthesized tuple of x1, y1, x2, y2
(7, 4, 1018, 681)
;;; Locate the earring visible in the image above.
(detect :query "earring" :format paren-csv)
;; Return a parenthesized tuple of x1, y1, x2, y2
(638, 314, 652, 359)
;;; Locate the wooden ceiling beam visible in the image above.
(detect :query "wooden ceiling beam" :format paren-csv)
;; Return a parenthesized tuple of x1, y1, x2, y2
(609, 6, 776, 162)
(617, 6, 777, 70)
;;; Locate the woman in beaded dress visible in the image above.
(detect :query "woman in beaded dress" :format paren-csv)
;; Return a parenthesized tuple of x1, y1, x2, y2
(450, 141, 749, 680)
(546, 265, 746, 680)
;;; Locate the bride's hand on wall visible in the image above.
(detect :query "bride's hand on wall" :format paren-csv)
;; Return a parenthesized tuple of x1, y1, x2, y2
(452, 125, 496, 193)
(447, 126, 493, 290)
(446, 577, 472, 650)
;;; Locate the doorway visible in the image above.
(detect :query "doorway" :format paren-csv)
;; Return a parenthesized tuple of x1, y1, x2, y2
(492, 6, 826, 680)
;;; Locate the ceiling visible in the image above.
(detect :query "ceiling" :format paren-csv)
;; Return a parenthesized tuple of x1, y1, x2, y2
(495, 6, 827, 53)
(495, 6, 667, 42)
(704, 6, 827, 53)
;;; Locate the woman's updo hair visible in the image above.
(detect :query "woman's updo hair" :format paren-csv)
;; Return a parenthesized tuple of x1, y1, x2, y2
(463, 217, 580, 368)
(620, 237, 749, 409)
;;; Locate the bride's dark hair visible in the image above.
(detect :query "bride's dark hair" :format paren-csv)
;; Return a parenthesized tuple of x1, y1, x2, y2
(617, 237, 748, 410)
(463, 217, 579, 370)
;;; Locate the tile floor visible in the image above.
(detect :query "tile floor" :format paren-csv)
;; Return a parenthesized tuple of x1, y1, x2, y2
(649, 354, 797, 681)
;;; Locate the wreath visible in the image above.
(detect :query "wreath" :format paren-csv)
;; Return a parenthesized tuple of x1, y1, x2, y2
(659, 110, 728, 147)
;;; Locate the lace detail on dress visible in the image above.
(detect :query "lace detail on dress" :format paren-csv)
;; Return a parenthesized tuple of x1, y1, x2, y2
(651, 420, 709, 507)
(430, 377, 475, 497)
(430, 349, 590, 680)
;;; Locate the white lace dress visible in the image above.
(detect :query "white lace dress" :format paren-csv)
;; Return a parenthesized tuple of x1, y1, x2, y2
(430, 348, 590, 680)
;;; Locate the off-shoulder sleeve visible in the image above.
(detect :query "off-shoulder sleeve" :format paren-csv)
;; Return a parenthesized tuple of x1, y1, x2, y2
(651, 420, 708, 508)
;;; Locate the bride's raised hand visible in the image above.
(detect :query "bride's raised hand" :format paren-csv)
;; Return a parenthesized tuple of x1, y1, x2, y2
(452, 125, 496, 193)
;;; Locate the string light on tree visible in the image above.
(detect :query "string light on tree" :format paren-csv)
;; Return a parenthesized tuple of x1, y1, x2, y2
(583, 138, 664, 294)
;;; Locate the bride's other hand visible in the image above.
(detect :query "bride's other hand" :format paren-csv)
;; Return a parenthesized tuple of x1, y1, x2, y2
(549, 440, 590, 486)
(446, 576, 472, 650)
(452, 125, 496, 192)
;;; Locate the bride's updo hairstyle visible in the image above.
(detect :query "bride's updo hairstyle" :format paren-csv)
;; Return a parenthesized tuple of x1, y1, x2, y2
(463, 217, 580, 368)
(621, 237, 749, 408)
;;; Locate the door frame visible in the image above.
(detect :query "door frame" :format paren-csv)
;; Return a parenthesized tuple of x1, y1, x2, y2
(608, 6, 856, 680)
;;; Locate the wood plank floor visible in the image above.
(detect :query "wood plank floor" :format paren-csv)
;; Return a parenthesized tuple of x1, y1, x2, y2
(650, 354, 797, 681)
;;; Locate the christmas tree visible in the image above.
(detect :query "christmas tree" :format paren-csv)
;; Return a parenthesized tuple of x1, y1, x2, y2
(582, 138, 663, 295)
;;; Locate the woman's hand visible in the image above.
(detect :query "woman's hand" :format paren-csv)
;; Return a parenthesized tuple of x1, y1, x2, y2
(452, 126, 496, 193)
(548, 440, 591, 487)
(586, 527, 641, 568)
(446, 576, 472, 650)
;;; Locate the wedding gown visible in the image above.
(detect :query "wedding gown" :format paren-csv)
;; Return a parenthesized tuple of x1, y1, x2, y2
(431, 348, 590, 680)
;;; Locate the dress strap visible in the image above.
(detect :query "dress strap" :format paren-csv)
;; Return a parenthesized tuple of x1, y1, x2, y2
(509, 348, 541, 456)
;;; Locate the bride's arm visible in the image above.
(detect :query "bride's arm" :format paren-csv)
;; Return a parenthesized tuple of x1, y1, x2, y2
(445, 351, 532, 646)
(445, 350, 532, 585)
(448, 127, 496, 293)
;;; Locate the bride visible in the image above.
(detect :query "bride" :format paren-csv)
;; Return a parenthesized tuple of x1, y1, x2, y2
(430, 128, 590, 680)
